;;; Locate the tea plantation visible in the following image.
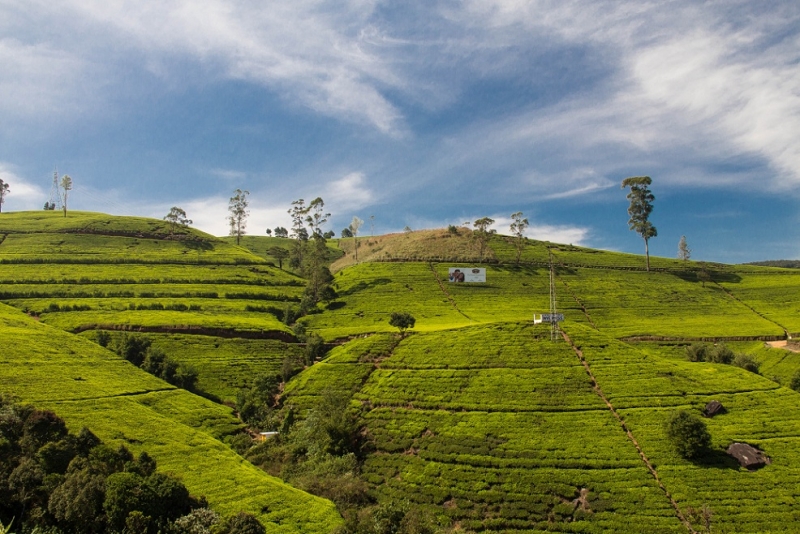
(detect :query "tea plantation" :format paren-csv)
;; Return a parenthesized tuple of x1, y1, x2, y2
(2, 211, 800, 533)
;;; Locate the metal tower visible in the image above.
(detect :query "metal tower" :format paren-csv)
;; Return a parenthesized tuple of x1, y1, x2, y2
(48, 169, 62, 210)
(548, 249, 559, 341)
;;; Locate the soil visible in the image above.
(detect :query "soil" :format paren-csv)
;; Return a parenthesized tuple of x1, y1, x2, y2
(767, 340, 800, 353)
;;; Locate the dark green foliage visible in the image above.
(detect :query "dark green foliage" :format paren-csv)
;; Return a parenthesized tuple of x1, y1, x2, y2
(218, 512, 266, 534)
(687, 343, 735, 364)
(389, 312, 416, 335)
(111, 334, 198, 391)
(621, 176, 657, 271)
(336, 502, 439, 534)
(0, 399, 202, 534)
(707, 344, 734, 364)
(174, 507, 220, 534)
(790, 370, 800, 392)
(685, 343, 708, 362)
(665, 410, 712, 459)
(236, 374, 282, 428)
(732, 353, 760, 374)
(305, 333, 327, 365)
(113, 333, 152, 367)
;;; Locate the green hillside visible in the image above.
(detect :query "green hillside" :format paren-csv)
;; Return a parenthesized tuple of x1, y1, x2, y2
(0, 212, 342, 532)
(2, 210, 800, 533)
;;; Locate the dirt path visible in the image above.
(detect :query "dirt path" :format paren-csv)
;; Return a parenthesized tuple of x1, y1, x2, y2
(767, 340, 800, 353)
(560, 329, 696, 534)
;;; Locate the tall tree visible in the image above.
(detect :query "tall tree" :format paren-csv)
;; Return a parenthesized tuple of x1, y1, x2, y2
(305, 197, 330, 237)
(0, 178, 9, 213)
(621, 176, 657, 271)
(227, 189, 249, 245)
(510, 211, 529, 264)
(268, 246, 289, 270)
(288, 199, 308, 269)
(678, 235, 691, 262)
(60, 175, 73, 217)
(349, 216, 364, 261)
(288, 199, 307, 239)
(163, 207, 192, 236)
(473, 217, 496, 262)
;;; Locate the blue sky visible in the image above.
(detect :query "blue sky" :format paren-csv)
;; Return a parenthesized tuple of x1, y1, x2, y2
(1, 0, 798, 263)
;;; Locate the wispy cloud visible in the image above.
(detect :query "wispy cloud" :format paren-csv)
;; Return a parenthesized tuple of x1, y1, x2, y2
(1, 0, 407, 134)
(323, 172, 374, 212)
(490, 214, 590, 246)
(440, 1, 800, 193)
(0, 163, 46, 210)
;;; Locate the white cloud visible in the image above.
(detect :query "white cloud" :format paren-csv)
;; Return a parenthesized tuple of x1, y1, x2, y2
(209, 168, 248, 182)
(0, 38, 96, 121)
(323, 172, 374, 212)
(1, 0, 406, 134)
(442, 1, 800, 193)
(490, 214, 590, 246)
(0, 164, 47, 211)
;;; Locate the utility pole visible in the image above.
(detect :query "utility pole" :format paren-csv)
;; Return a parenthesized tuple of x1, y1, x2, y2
(549, 249, 559, 341)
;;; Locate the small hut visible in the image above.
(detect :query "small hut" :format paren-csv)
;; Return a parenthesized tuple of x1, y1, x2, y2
(726, 443, 770, 469)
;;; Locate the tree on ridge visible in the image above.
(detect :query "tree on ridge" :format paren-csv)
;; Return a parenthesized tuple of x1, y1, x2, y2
(164, 206, 192, 236)
(678, 235, 691, 262)
(227, 189, 249, 245)
(60, 175, 73, 217)
(510, 211, 529, 264)
(621, 176, 657, 271)
(0, 178, 9, 213)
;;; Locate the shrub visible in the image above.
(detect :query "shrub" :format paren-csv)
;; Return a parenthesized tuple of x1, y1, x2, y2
(217, 512, 265, 534)
(707, 344, 734, 364)
(389, 312, 416, 335)
(732, 353, 760, 374)
(665, 410, 711, 459)
(685, 343, 707, 362)
(790, 370, 800, 392)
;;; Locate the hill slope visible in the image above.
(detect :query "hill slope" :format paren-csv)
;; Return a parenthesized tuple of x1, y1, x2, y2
(0, 212, 342, 532)
(3, 211, 800, 533)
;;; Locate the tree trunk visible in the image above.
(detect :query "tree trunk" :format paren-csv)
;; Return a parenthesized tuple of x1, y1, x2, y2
(644, 238, 650, 272)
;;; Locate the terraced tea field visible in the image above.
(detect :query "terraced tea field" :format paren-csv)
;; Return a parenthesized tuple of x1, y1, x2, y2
(0, 303, 342, 532)
(3, 211, 800, 533)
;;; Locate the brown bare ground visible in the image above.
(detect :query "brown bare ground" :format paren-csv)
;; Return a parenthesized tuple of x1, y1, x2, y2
(767, 340, 800, 353)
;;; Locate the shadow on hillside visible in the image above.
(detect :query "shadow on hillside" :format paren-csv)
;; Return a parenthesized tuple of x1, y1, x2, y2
(554, 266, 577, 275)
(326, 301, 346, 310)
(193, 388, 223, 405)
(341, 278, 392, 296)
(493, 264, 543, 275)
(692, 448, 741, 470)
(184, 239, 215, 252)
(672, 270, 742, 284)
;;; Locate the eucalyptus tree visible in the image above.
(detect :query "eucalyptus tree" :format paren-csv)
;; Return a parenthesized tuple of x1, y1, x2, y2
(510, 211, 529, 263)
(163, 206, 192, 235)
(60, 175, 73, 217)
(349, 216, 364, 261)
(227, 189, 249, 245)
(678, 235, 691, 262)
(621, 176, 657, 271)
(305, 197, 330, 237)
(0, 178, 9, 213)
(473, 217, 496, 262)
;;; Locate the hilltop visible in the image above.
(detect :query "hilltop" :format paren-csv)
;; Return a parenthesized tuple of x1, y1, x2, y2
(2, 210, 800, 533)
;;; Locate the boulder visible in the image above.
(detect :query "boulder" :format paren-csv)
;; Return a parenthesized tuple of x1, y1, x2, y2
(726, 442, 770, 469)
(702, 400, 725, 417)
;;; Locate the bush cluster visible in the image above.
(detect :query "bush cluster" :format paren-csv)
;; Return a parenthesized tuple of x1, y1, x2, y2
(0, 399, 267, 534)
(685, 343, 760, 373)
(101, 333, 198, 391)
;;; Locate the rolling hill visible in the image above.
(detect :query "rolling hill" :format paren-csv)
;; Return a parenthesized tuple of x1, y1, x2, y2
(2, 210, 800, 533)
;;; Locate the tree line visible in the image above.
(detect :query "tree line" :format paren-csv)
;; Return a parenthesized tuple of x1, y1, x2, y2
(0, 397, 267, 534)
